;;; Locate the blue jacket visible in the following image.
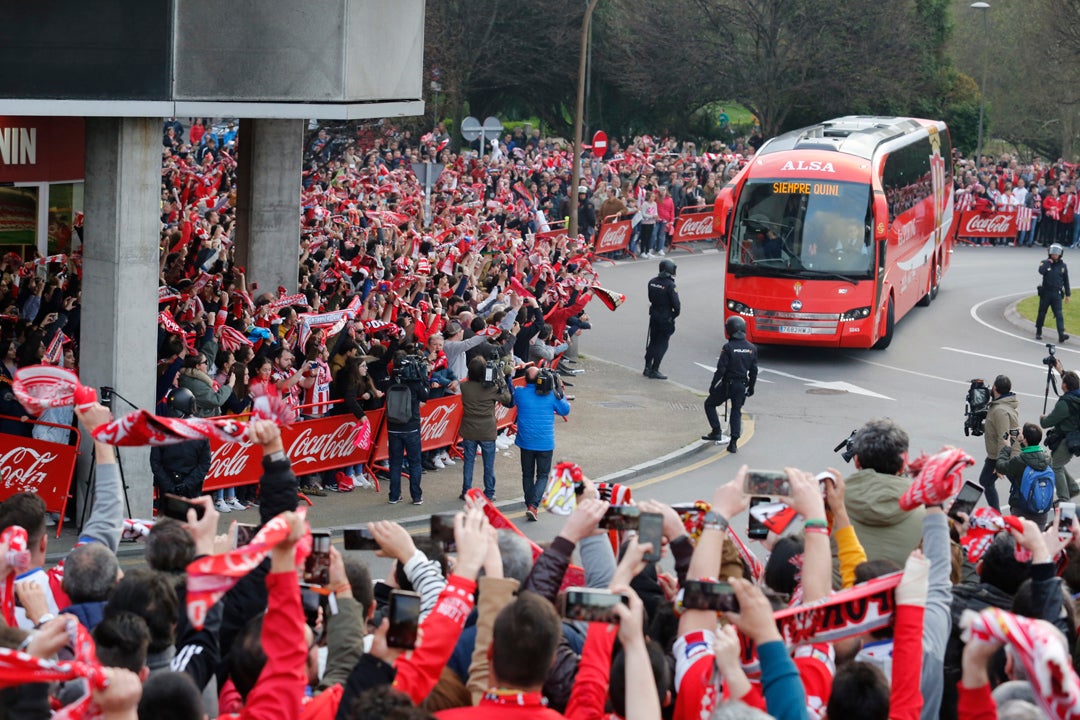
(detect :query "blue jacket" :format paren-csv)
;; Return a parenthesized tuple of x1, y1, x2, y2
(512, 384, 571, 452)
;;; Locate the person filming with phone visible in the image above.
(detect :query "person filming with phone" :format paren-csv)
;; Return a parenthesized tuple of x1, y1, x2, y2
(996, 422, 1055, 527)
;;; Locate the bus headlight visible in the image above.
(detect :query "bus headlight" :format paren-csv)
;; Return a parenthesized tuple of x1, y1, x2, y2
(839, 307, 872, 322)
(726, 300, 754, 316)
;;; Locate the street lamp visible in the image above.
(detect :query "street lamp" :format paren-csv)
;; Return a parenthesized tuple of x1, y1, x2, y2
(570, 0, 601, 239)
(971, 1, 990, 168)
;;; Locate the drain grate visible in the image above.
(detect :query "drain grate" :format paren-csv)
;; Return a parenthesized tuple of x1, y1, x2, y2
(669, 402, 697, 411)
(807, 388, 847, 395)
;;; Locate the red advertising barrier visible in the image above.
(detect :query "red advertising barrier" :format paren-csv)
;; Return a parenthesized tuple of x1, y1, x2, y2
(672, 208, 723, 249)
(0, 416, 80, 535)
(594, 219, 633, 255)
(367, 395, 464, 474)
(203, 409, 385, 492)
(956, 210, 1018, 238)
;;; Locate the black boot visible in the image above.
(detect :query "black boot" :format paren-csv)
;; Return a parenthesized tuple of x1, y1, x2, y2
(1062, 334, 1071, 343)
(701, 428, 722, 441)
(651, 364, 668, 380)
(727, 438, 738, 453)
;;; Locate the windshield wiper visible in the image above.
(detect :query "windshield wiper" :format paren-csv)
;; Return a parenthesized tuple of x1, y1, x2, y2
(796, 269, 860, 285)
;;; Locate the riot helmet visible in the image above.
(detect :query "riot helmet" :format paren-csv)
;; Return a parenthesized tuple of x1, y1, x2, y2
(658, 259, 677, 277)
(1050, 243, 1064, 257)
(166, 387, 197, 418)
(725, 315, 747, 340)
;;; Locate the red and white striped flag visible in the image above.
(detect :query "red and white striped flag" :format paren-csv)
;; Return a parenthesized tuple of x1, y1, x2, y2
(1017, 206, 1034, 231)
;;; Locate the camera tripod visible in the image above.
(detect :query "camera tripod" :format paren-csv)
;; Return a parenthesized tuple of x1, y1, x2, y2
(1044, 346, 1061, 415)
(78, 386, 134, 530)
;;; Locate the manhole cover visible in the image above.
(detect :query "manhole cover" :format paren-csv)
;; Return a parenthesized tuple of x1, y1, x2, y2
(807, 388, 847, 395)
(594, 401, 642, 409)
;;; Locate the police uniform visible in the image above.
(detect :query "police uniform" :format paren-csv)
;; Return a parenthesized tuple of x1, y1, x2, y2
(1037, 244, 1071, 343)
(703, 318, 758, 453)
(644, 261, 680, 379)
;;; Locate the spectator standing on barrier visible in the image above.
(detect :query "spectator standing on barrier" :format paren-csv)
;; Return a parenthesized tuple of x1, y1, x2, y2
(1035, 243, 1070, 343)
(701, 315, 757, 454)
(978, 374, 1019, 512)
(385, 349, 431, 505)
(643, 259, 679, 380)
(1040, 362, 1080, 500)
(458, 356, 513, 502)
(513, 366, 571, 522)
(150, 387, 211, 500)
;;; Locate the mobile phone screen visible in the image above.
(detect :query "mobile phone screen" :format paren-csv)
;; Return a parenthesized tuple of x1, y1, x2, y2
(304, 532, 332, 586)
(430, 513, 457, 553)
(743, 470, 791, 497)
(342, 527, 381, 551)
(682, 580, 740, 613)
(232, 523, 258, 549)
(637, 512, 663, 563)
(387, 590, 422, 649)
(599, 505, 641, 531)
(947, 481, 984, 521)
(562, 588, 629, 623)
(1061, 502, 1077, 538)
(747, 496, 771, 540)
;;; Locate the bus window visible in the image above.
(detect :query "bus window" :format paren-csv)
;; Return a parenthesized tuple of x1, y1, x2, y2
(728, 179, 872, 277)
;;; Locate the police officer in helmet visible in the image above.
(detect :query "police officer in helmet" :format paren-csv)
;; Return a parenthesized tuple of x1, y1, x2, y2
(702, 315, 758, 453)
(1036, 243, 1071, 343)
(149, 387, 211, 498)
(644, 258, 680, 380)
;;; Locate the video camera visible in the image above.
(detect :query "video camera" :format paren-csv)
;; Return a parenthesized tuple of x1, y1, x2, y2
(833, 430, 857, 463)
(533, 368, 564, 399)
(99, 386, 115, 409)
(963, 378, 991, 437)
(393, 355, 429, 384)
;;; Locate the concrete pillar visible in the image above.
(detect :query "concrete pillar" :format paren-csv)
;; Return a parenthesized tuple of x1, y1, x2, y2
(79, 117, 160, 519)
(235, 119, 303, 296)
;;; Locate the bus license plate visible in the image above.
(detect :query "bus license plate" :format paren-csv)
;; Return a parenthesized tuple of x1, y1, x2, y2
(779, 326, 812, 334)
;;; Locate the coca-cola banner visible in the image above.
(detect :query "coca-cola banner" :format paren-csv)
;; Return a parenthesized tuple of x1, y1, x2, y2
(672, 211, 722, 244)
(366, 397, 465, 473)
(0, 430, 79, 524)
(204, 409, 386, 491)
(956, 210, 1018, 238)
(594, 220, 633, 255)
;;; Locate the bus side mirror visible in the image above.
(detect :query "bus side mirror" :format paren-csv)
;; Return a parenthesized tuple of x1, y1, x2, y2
(715, 187, 734, 239)
(873, 194, 889, 240)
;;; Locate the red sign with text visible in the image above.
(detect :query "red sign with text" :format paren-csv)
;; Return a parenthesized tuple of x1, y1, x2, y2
(594, 220, 633, 254)
(0, 429, 79, 517)
(673, 211, 723, 244)
(0, 117, 86, 184)
(956, 210, 1018, 238)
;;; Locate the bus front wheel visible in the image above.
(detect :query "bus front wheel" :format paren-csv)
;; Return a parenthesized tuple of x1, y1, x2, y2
(873, 299, 895, 350)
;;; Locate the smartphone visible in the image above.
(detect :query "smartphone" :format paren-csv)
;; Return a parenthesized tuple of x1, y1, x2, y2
(1060, 502, 1077, 539)
(300, 586, 322, 629)
(682, 580, 740, 613)
(232, 522, 258, 549)
(747, 496, 771, 540)
(637, 512, 663, 563)
(430, 513, 457, 553)
(303, 531, 332, 586)
(599, 505, 641, 531)
(947, 481, 984, 521)
(387, 590, 422, 649)
(161, 494, 205, 522)
(342, 527, 381, 552)
(561, 587, 629, 624)
(743, 470, 791, 497)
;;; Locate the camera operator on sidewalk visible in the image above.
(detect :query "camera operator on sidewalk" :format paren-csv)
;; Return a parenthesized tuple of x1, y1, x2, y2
(1040, 359, 1080, 500)
(979, 375, 1019, 512)
(458, 355, 513, 502)
(513, 366, 571, 522)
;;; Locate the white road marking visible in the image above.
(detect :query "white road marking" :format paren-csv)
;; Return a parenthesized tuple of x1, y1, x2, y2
(848, 356, 1044, 400)
(941, 346, 1046, 370)
(695, 361, 774, 382)
(970, 292, 1080, 355)
(758, 367, 893, 399)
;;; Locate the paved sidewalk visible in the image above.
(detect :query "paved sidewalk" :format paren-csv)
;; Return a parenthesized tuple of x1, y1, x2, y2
(47, 354, 711, 560)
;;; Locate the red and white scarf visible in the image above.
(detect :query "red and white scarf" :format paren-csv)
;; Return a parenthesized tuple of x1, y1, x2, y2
(0, 621, 107, 720)
(1, 526, 30, 626)
(900, 446, 976, 511)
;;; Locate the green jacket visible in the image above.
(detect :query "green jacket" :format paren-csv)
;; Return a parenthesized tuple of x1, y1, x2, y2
(843, 467, 925, 569)
(1040, 390, 1080, 433)
(997, 444, 1052, 512)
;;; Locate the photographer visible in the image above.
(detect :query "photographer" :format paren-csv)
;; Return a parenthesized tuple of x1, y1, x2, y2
(978, 375, 1018, 512)
(386, 350, 432, 505)
(1039, 362, 1080, 500)
(513, 366, 571, 521)
(1035, 243, 1070, 343)
(458, 356, 513, 501)
(996, 422, 1054, 527)
(842, 418, 924, 568)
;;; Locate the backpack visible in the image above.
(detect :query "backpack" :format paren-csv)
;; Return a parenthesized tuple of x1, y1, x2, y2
(386, 382, 414, 425)
(1017, 464, 1056, 514)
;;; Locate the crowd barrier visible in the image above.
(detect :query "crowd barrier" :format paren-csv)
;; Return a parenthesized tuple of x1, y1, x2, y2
(670, 204, 722, 252)
(0, 414, 81, 534)
(952, 208, 1023, 239)
(592, 215, 634, 263)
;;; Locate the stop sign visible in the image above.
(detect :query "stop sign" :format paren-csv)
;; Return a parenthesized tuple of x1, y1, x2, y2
(591, 130, 608, 158)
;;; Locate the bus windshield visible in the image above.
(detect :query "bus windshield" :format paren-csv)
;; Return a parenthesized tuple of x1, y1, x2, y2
(728, 179, 874, 279)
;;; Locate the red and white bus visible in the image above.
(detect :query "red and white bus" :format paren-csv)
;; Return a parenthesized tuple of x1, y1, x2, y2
(717, 116, 953, 349)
